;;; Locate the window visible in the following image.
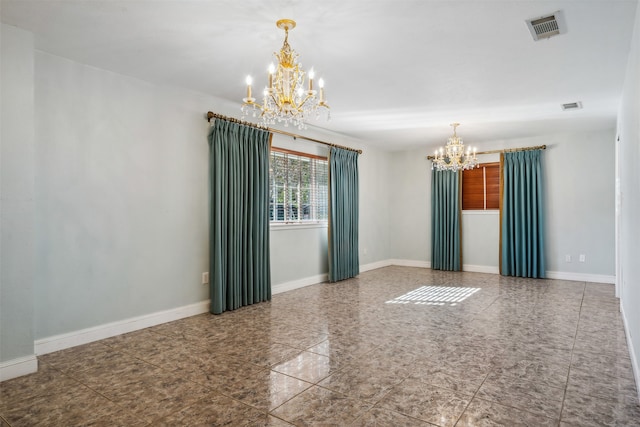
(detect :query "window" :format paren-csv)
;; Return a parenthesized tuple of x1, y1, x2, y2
(462, 162, 500, 210)
(269, 148, 328, 223)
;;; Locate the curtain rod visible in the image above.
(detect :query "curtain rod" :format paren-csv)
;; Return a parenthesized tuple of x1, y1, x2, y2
(206, 111, 363, 154)
(426, 144, 546, 160)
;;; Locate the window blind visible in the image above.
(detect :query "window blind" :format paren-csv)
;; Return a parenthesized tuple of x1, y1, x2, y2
(270, 149, 328, 222)
(462, 162, 500, 210)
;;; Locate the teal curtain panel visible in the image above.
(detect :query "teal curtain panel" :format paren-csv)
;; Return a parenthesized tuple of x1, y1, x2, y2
(431, 169, 462, 271)
(208, 119, 271, 314)
(328, 147, 360, 282)
(501, 150, 546, 278)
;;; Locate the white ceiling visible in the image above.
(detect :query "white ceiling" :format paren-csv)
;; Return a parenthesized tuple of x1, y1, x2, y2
(2, 0, 637, 150)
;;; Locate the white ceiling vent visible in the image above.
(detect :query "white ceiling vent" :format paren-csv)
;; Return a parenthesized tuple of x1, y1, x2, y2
(526, 11, 567, 41)
(561, 101, 582, 111)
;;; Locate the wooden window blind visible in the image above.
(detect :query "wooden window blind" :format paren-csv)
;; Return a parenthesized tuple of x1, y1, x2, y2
(462, 162, 500, 210)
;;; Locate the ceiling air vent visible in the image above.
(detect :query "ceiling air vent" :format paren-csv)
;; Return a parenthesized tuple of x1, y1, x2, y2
(561, 102, 582, 111)
(526, 11, 567, 41)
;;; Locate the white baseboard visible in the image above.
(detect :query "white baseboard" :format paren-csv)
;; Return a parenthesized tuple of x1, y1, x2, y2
(463, 264, 500, 274)
(272, 273, 328, 295)
(35, 300, 210, 356)
(0, 355, 38, 382)
(545, 270, 615, 284)
(388, 259, 431, 269)
(620, 304, 640, 403)
(371, 260, 615, 284)
(271, 259, 419, 295)
(271, 259, 426, 295)
(360, 260, 393, 272)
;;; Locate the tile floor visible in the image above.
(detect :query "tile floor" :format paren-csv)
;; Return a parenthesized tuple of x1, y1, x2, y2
(1, 266, 640, 426)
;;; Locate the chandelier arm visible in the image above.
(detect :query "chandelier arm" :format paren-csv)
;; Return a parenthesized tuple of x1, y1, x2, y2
(268, 93, 279, 108)
(427, 144, 547, 160)
(296, 94, 315, 110)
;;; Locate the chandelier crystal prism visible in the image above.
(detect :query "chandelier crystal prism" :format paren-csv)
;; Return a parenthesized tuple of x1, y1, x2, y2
(433, 123, 479, 171)
(241, 19, 330, 129)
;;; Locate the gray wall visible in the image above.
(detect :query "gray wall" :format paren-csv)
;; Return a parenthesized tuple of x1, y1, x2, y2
(389, 130, 616, 277)
(34, 52, 211, 339)
(462, 212, 499, 270)
(32, 50, 390, 340)
(357, 141, 392, 265)
(618, 1, 640, 388)
(388, 149, 430, 263)
(0, 24, 35, 363)
(544, 130, 615, 276)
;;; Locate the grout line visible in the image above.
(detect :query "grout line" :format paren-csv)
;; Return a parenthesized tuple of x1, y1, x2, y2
(452, 368, 492, 426)
(468, 395, 561, 424)
(43, 361, 149, 426)
(558, 281, 587, 426)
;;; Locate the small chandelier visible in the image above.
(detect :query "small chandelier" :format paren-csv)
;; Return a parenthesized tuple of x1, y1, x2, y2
(241, 19, 329, 129)
(433, 123, 478, 171)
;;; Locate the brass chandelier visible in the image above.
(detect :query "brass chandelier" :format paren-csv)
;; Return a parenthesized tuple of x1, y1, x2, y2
(241, 19, 329, 129)
(433, 123, 478, 171)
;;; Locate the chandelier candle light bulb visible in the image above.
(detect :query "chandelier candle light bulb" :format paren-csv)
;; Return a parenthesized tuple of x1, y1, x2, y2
(244, 76, 254, 103)
(241, 19, 330, 129)
(319, 78, 325, 103)
(308, 68, 315, 92)
(268, 63, 275, 89)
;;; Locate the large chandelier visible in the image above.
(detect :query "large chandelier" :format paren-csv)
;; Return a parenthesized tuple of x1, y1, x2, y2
(433, 123, 478, 171)
(241, 19, 329, 129)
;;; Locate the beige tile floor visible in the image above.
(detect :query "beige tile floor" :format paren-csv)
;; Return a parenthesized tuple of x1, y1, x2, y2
(1, 266, 640, 426)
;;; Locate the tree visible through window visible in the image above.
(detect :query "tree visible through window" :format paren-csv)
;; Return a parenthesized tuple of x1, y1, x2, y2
(462, 162, 500, 210)
(270, 148, 328, 222)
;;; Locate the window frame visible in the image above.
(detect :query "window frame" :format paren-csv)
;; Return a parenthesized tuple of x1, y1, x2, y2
(269, 146, 329, 226)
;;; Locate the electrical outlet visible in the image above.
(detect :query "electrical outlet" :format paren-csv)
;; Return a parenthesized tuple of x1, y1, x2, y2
(202, 272, 209, 284)
(579, 254, 586, 263)
(565, 254, 572, 263)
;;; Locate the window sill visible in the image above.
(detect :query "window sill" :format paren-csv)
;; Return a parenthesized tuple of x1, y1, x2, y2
(462, 210, 499, 215)
(270, 222, 328, 231)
